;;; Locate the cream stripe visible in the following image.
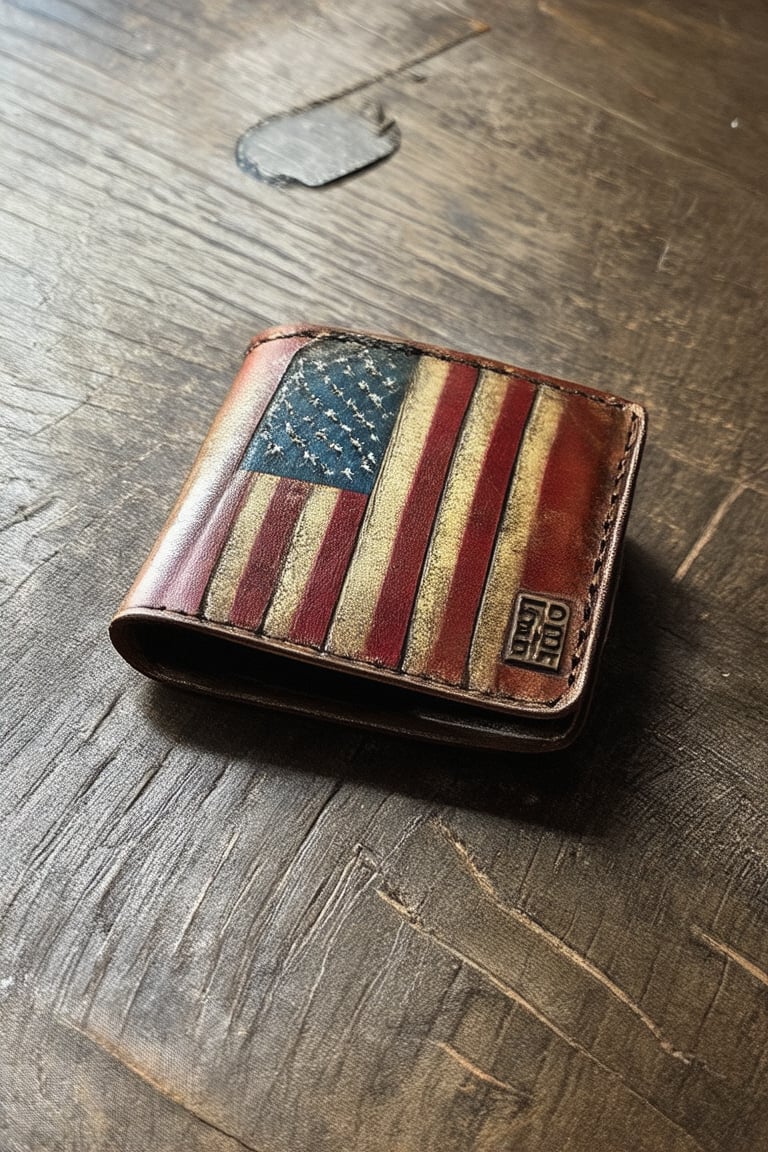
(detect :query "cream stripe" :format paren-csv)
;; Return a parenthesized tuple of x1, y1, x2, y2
(403, 370, 509, 677)
(262, 483, 340, 638)
(325, 357, 450, 658)
(202, 472, 280, 622)
(468, 388, 564, 691)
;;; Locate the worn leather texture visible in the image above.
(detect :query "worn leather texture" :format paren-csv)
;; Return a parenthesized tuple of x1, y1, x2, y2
(110, 325, 646, 751)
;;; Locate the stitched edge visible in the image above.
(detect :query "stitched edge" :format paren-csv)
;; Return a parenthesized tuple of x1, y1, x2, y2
(564, 410, 639, 692)
(245, 327, 632, 411)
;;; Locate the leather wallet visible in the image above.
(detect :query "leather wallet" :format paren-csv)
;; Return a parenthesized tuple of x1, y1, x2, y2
(110, 325, 646, 751)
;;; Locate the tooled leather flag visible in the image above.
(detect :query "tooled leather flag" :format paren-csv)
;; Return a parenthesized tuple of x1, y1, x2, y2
(129, 330, 636, 710)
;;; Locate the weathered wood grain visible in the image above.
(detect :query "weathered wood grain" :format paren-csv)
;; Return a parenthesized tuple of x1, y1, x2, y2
(1, 0, 767, 1149)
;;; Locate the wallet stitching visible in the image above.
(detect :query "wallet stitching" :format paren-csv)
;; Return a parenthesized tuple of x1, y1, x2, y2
(246, 329, 634, 412)
(145, 335, 641, 714)
(563, 409, 639, 694)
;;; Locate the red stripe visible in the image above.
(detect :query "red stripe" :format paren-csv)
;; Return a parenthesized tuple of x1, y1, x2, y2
(229, 478, 309, 631)
(287, 488, 369, 648)
(132, 335, 310, 613)
(363, 362, 478, 667)
(495, 395, 631, 698)
(425, 377, 536, 684)
(160, 470, 254, 615)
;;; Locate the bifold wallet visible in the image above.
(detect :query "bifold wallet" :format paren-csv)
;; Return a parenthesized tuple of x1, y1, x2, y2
(110, 325, 646, 752)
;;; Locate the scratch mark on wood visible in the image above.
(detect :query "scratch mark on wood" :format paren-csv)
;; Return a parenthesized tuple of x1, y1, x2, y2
(263, 18, 490, 121)
(684, 194, 699, 220)
(692, 955, 728, 1049)
(377, 886, 618, 1058)
(224, 782, 348, 1030)
(337, 918, 408, 1047)
(0, 547, 61, 608)
(195, 855, 266, 1013)
(434, 820, 692, 1063)
(692, 925, 768, 989)
(173, 830, 241, 953)
(293, 780, 345, 858)
(280, 847, 380, 1024)
(656, 240, 671, 272)
(281, 842, 379, 974)
(119, 950, 156, 1032)
(432, 1040, 519, 1094)
(0, 494, 56, 532)
(61, 1018, 264, 1151)
(81, 689, 126, 743)
(377, 889, 704, 1150)
(217, 859, 264, 940)
(673, 483, 744, 582)
(124, 748, 172, 813)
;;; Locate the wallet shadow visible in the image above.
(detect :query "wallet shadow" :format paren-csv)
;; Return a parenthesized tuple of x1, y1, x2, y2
(142, 540, 688, 836)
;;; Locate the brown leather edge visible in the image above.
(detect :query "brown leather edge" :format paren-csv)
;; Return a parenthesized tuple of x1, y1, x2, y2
(245, 324, 641, 410)
(109, 610, 582, 753)
(544, 398, 647, 716)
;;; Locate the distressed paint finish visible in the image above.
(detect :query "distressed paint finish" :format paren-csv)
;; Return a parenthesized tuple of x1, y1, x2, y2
(203, 471, 280, 622)
(326, 353, 457, 659)
(468, 388, 565, 691)
(263, 482, 345, 639)
(403, 371, 536, 684)
(2, 0, 768, 1150)
(116, 332, 638, 713)
(125, 335, 310, 614)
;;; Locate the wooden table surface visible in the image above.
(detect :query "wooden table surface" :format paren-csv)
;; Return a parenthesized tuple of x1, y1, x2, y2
(1, 1, 766, 1149)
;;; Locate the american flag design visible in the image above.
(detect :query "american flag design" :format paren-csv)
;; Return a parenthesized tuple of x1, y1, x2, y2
(129, 329, 639, 711)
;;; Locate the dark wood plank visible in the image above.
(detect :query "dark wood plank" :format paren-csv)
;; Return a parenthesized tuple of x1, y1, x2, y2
(1, 0, 767, 1149)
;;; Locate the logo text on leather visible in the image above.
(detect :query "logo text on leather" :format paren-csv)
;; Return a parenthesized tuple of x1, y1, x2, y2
(504, 593, 571, 673)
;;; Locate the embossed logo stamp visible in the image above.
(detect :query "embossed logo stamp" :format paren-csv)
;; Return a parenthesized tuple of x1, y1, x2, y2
(504, 593, 571, 673)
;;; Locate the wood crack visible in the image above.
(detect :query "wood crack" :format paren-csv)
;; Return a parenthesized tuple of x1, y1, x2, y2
(435, 819, 693, 1064)
(673, 483, 746, 583)
(376, 888, 704, 1151)
(61, 1018, 264, 1151)
(261, 19, 490, 122)
(692, 925, 768, 989)
(173, 830, 241, 954)
(0, 494, 56, 532)
(432, 1040, 520, 1095)
(81, 690, 126, 744)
